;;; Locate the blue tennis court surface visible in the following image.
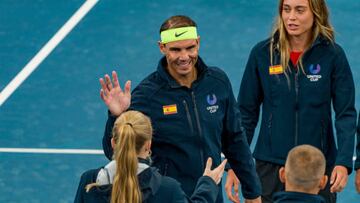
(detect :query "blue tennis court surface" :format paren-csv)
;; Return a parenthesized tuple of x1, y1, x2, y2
(0, 0, 359, 202)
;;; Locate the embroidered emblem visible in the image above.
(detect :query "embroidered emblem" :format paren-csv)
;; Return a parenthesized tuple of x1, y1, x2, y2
(269, 65, 284, 75)
(307, 64, 322, 82)
(206, 94, 219, 113)
(163, 104, 177, 115)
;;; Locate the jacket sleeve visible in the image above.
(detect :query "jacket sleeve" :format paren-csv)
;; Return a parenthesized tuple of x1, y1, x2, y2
(331, 46, 357, 172)
(102, 84, 149, 160)
(222, 76, 262, 199)
(171, 176, 219, 203)
(187, 176, 219, 203)
(102, 112, 117, 160)
(356, 113, 360, 170)
(237, 47, 264, 144)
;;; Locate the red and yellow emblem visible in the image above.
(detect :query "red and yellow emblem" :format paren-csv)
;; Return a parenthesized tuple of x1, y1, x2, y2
(163, 104, 177, 115)
(269, 65, 284, 75)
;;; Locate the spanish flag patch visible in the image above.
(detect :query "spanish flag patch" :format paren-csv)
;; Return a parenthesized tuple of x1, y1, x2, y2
(163, 104, 177, 115)
(269, 65, 284, 75)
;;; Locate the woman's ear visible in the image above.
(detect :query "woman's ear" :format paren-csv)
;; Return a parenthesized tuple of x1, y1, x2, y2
(145, 140, 152, 151)
(111, 138, 115, 150)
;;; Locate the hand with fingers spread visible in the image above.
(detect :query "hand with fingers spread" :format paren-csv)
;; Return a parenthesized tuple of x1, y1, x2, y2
(225, 169, 240, 203)
(203, 158, 227, 185)
(330, 165, 348, 193)
(355, 169, 360, 193)
(99, 71, 131, 116)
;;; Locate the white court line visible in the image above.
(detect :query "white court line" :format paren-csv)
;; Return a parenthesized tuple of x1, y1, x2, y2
(0, 148, 103, 154)
(0, 0, 99, 106)
(0, 148, 356, 161)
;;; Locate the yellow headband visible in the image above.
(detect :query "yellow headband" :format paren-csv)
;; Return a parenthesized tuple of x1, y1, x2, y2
(160, 26, 198, 44)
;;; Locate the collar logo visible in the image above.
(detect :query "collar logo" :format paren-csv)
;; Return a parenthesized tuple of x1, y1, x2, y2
(175, 31, 187, 37)
(307, 64, 322, 82)
(206, 94, 219, 113)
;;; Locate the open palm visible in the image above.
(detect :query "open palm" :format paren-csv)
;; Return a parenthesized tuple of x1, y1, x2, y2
(99, 71, 131, 116)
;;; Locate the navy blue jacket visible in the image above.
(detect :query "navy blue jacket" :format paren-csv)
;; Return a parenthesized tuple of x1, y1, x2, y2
(74, 165, 219, 203)
(238, 36, 356, 170)
(273, 191, 325, 203)
(355, 113, 360, 170)
(103, 57, 261, 200)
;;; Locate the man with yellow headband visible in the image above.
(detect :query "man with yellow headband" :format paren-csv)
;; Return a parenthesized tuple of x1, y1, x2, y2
(99, 15, 261, 203)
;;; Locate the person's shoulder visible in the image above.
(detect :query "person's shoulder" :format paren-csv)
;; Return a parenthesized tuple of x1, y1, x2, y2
(251, 37, 272, 52)
(79, 168, 102, 184)
(143, 168, 186, 202)
(133, 71, 165, 95)
(206, 66, 233, 88)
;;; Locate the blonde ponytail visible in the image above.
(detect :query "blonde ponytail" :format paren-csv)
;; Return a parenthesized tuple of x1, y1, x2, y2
(111, 111, 153, 203)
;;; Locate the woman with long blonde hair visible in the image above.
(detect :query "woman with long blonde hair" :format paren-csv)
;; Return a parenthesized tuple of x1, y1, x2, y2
(74, 110, 227, 203)
(237, 0, 356, 202)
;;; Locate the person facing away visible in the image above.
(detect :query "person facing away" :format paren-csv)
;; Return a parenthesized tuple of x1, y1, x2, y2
(99, 15, 261, 203)
(74, 110, 228, 203)
(355, 113, 360, 193)
(273, 144, 328, 203)
(237, 0, 356, 202)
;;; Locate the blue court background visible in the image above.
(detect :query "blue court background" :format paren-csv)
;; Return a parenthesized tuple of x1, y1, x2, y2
(0, 0, 359, 202)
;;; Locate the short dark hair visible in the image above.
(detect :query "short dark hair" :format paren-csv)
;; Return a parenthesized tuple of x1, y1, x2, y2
(159, 15, 197, 33)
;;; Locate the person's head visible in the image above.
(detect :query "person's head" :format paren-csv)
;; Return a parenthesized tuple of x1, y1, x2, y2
(279, 145, 328, 194)
(158, 15, 200, 82)
(111, 111, 153, 203)
(271, 0, 334, 75)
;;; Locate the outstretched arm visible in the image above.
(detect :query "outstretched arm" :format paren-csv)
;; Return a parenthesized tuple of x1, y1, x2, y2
(99, 71, 131, 159)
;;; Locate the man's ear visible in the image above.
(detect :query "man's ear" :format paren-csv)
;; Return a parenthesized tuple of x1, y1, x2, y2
(111, 138, 115, 150)
(279, 167, 286, 183)
(319, 175, 328, 190)
(158, 41, 166, 55)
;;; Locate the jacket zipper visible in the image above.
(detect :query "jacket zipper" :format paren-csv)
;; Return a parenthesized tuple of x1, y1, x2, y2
(183, 100, 194, 134)
(321, 120, 325, 151)
(268, 113, 273, 152)
(191, 91, 205, 170)
(294, 70, 300, 146)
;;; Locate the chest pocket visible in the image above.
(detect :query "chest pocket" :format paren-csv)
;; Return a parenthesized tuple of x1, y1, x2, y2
(269, 73, 290, 107)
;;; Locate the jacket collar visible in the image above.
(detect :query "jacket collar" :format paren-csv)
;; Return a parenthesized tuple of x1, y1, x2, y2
(157, 56, 208, 88)
(273, 191, 326, 203)
(96, 158, 151, 185)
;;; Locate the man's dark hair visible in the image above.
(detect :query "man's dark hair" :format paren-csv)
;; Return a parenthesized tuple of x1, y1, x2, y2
(159, 15, 197, 33)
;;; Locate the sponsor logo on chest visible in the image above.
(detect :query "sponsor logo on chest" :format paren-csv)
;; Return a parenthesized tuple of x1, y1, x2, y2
(307, 64, 322, 82)
(206, 94, 219, 113)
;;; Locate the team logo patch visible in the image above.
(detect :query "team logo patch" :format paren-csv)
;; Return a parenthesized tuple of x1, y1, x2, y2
(309, 64, 321, 74)
(207, 94, 217, 105)
(206, 94, 219, 113)
(307, 64, 322, 82)
(163, 104, 177, 115)
(269, 65, 284, 75)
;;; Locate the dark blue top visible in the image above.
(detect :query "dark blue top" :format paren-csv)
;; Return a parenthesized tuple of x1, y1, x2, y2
(238, 35, 356, 171)
(74, 160, 219, 203)
(102, 56, 261, 201)
(355, 113, 360, 170)
(273, 191, 326, 203)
